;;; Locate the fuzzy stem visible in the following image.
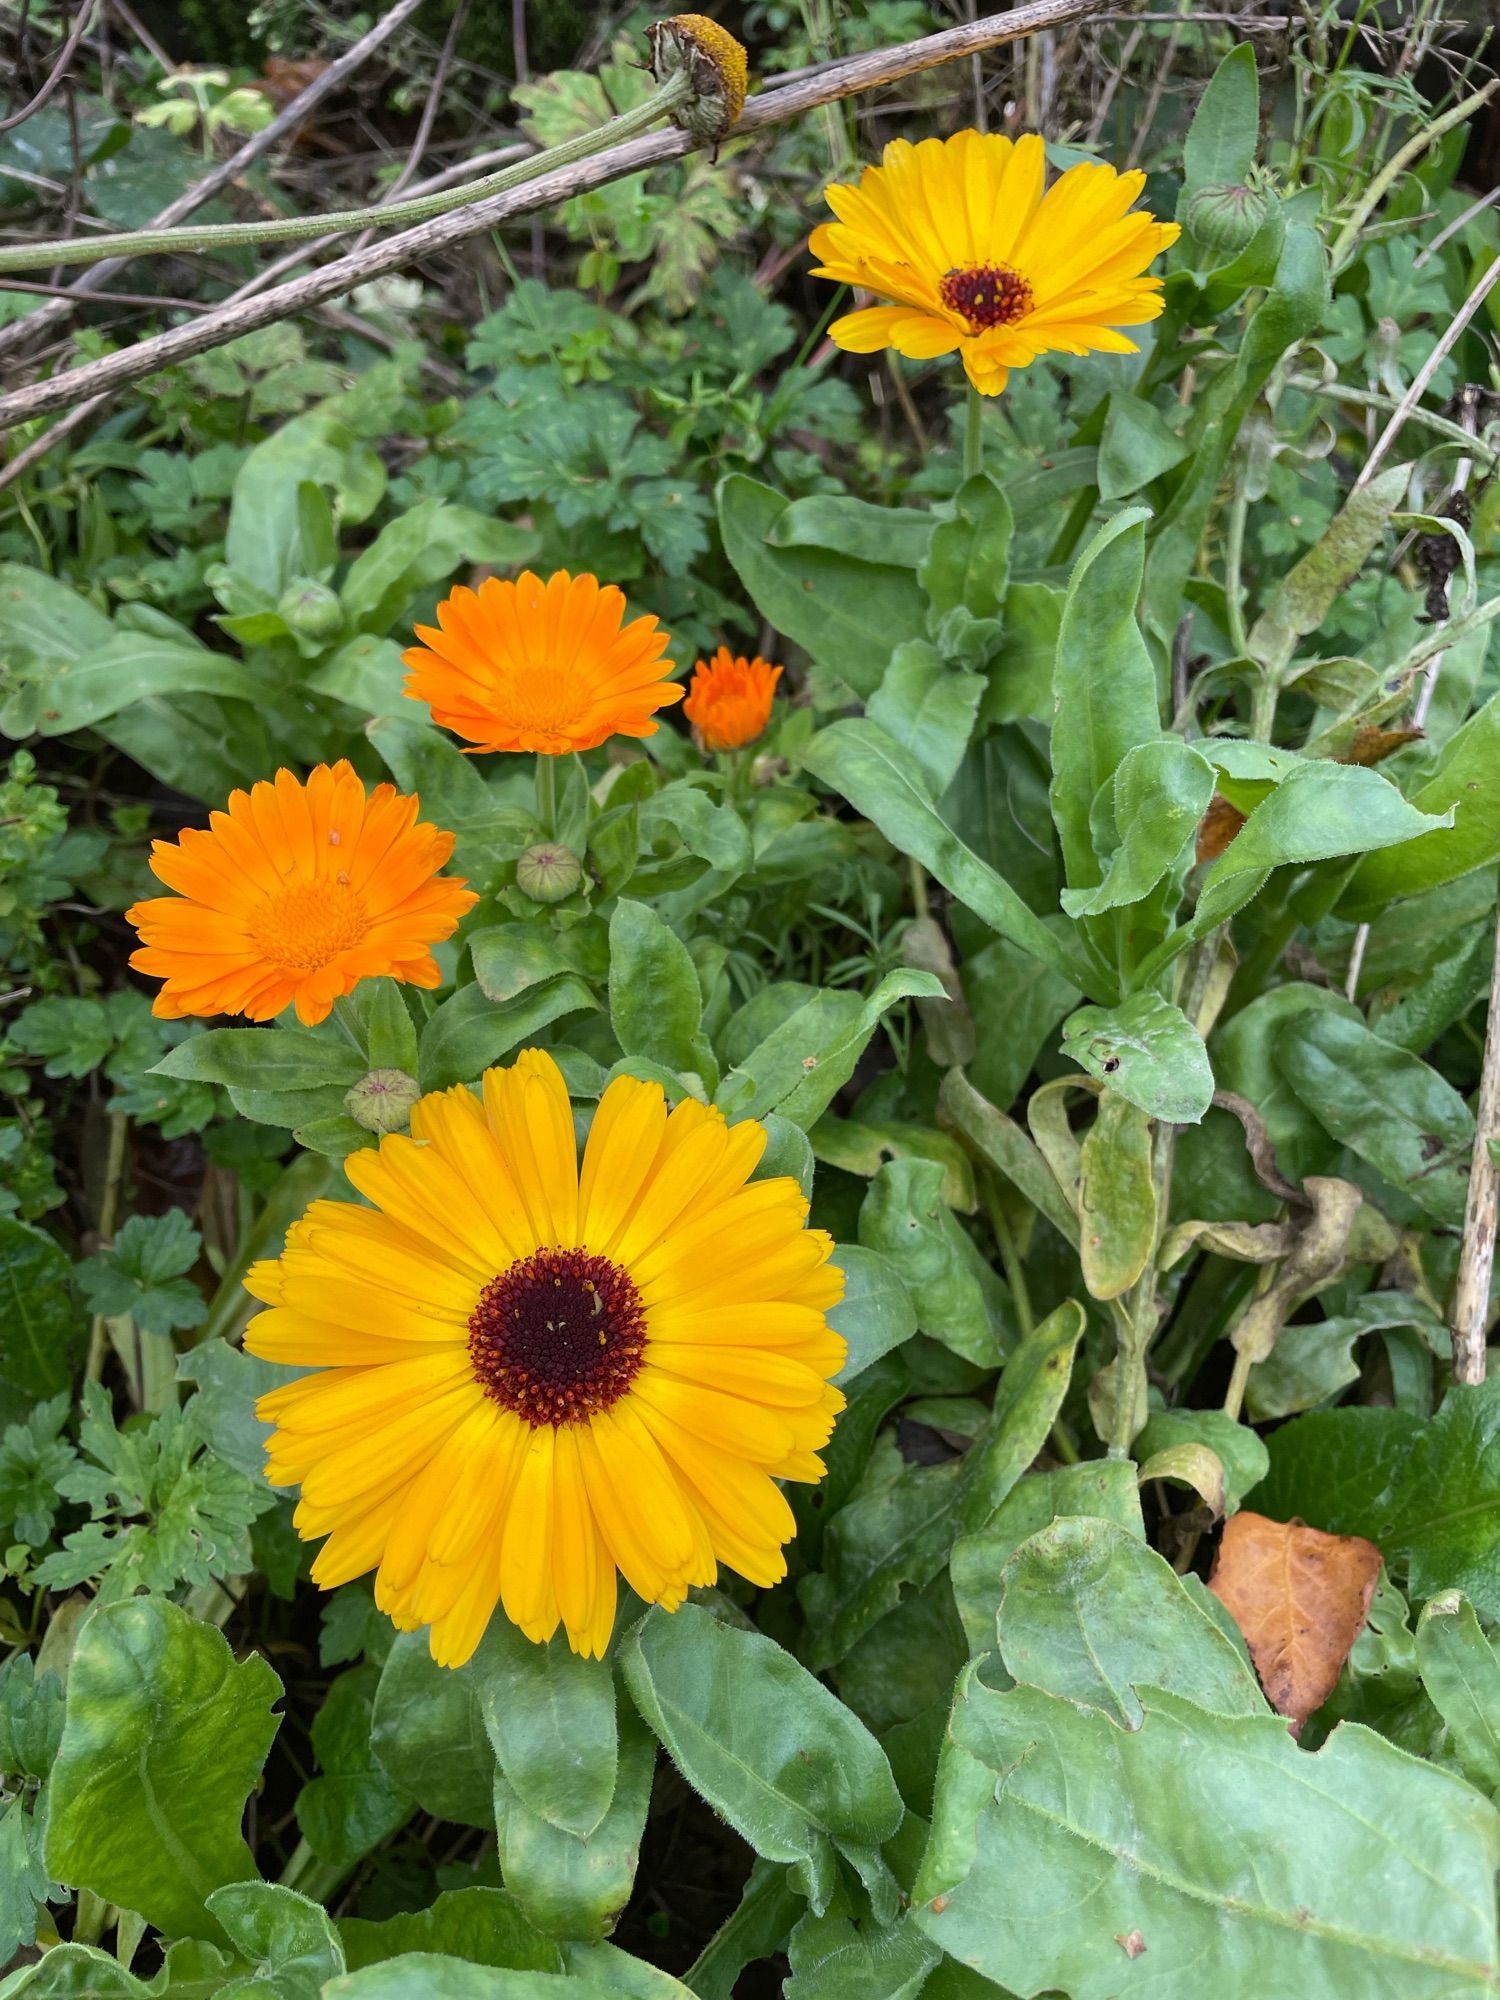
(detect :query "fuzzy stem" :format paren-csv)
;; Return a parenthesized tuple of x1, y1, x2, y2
(534, 754, 558, 841)
(0, 73, 694, 275)
(963, 377, 985, 481)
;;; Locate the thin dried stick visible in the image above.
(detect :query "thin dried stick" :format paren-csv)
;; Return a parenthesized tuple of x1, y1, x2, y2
(0, 0, 1105, 436)
(0, 0, 98, 134)
(1352, 252, 1500, 496)
(1454, 913, 1500, 1384)
(350, 0, 470, 251)
(0, 0, 428, 361)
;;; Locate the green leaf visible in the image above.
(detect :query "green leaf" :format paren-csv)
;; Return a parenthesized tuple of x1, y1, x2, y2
(75, 1209, 206, 1336)
(297, 1664, 413, 1870)
(1274, 1011, 1474, 1224)
(950, 1460, 1144, 1656)
(340, 498, 540, 636)
(369, 1631, 494, 1829)
(785, 1910, 939, 2000)
(1049, 509, 1159, 903)
(800, 720, 1095, 992)
(937, 1069, 1079, 1247)
(714, 969, 943, 1129)
(1077, 1091, 1156, 1300)
(1246, 463, 1410, 677)
(622, 1601, 903, 1912)
(45, 1597, 281, 1945)
(1416, 1593, 1500, 1798)
(914, 1679, 1500, 1996)
(152, 1027, 365, 1094)
(176, 1338, 287, 1482)
(369, 715, 537, 876)
(811, 1118, 974, 1213)
(858, 1158, 1008, 1367)
(1376, 1377, 1500, 1620)
(866, 642, 983, 800)
(718, 475, 928, 698)
(920, 472, 1012, 624)
(339, 1887, 562, 1975)
(1061, 991, 1214, 1124)
(470, 928, 583, 1005)
(1097, 392, 1189, 502)
(0, 1938, 241, 1998)
(1135, 1408, 1268, 1512)
(473, 1623, 617, 1840)
(826, 1243, 918, 1384)
(417, 976, 596, 1092)
(0, 1655, 64, 1782)
(607, 900, 716, 1091)
(205, 1882, 344, 2000)
(979, 579, 1060, 726)
(1258, 1406, 1420, 1536)
(0, 1217, 85, 1422)
(1344, 690, 1500, 915)
(24, 631, 263, 738)
(492, 1697, 655, 1940)
(1059, 738, 1215, 920)
(803, 1304, 1083, 1668)
(995, 1517, 1268, 1724)
(1182, 42, 1260, 192)
(328, 1958, 622, 1998)
(1194, 761, 1453, 935)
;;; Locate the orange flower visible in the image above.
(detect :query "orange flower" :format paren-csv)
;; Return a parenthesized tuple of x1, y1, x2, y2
(127, 761, 477, 1027)
(402, 570, 682, 756)
(682, 648, 782, 752)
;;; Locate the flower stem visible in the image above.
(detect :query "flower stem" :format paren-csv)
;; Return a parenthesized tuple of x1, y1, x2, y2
(0, 72, 693, 274)
(963, 377, 985, 481)
(535, 754, 557, 840)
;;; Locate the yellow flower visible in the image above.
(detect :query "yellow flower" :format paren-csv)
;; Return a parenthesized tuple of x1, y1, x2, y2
(809, 131, 1180, 396)
(246, 1049, 846, 1667)
(682, 647, 782, 752)
(125, 761, 476, 1027)
(402, 570, 682, 756)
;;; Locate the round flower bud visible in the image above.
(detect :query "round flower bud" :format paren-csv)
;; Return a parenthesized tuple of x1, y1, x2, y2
(278, 579, 343, 641)
(345, 1068, 421, 1134)
(646, 14, 749, 145)
(516, 841, 583, 904)
(1183, 182, 1271, 261)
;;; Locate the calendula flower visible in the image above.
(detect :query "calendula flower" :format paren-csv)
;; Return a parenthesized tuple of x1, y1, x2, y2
(402, 570, 681, 756)
(246, 1048, 846, 1667)
(683, 648, 782, 752)
(646, 13, 749, 144)
(810, 131, 1180, 397)
(126, 761, 476, 1027)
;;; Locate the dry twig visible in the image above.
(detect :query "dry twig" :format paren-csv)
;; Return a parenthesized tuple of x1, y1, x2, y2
(0, 0, 1106, 436)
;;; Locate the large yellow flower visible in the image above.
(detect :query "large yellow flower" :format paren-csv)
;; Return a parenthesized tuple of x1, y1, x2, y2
(402, 570, 682, 756)
(810, 130, 1180, 396)
(126, 761, 476, 1027)
(246, 1049, 846, 1667)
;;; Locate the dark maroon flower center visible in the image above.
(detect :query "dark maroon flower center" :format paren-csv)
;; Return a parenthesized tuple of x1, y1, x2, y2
(939, 263, 1035, 331)
(468, 1247, 646, 1428)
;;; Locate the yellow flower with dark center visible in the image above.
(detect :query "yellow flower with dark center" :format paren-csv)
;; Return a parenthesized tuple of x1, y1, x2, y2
(682, 647, 783, 752)
(810, 130, 1180, 397)
(402, 570, 683, 757)
(246, 1048, 846, 1667)
(126, 761, 476, 1027)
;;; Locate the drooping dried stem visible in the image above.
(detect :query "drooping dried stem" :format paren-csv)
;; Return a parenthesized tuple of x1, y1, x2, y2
(1453, 906, 1500, 1385)
(0, 0, 1105, 437)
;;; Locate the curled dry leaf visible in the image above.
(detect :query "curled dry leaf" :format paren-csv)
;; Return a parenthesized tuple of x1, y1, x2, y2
(1340, 725, 1425, 768)
(1208, 1509, 1382, 1733)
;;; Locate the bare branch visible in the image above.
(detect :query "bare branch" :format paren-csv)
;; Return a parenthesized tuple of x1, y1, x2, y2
(0, 0, 428, 362)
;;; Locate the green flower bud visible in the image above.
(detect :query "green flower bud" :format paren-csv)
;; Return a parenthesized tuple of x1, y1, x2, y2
(516, 842, 582, 904)
(1183, 182, 1271, 261)
(278, 578, 343, 641)
(345, 1068, 421, 1134)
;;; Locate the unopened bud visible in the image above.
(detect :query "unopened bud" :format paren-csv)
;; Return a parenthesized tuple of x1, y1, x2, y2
(516, 841, 582, 904)
(647, 14, 749, 144)
(1183, 182, 1271, 260)
(278, 578, 343, 640)
(345, 1068, 421, 1134)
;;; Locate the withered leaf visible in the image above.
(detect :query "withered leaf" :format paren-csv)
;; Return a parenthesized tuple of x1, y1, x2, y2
(1341, 725, 1425, 768)
(1207, 1510, 1382, 1733)
(1196, 793, 1246, 865)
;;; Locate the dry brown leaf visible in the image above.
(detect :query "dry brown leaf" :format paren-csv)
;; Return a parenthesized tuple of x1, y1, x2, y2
(1207, 1510, 1382, 1733)
(1195, 793, 1246, 864)
(1340, 725, 1425, 767)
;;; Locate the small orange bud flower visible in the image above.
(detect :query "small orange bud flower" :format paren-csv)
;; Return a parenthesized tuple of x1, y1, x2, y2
(682, 648, 782, 753)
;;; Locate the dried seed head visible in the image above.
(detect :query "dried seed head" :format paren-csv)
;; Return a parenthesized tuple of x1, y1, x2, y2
(646, 14, 749, 144)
